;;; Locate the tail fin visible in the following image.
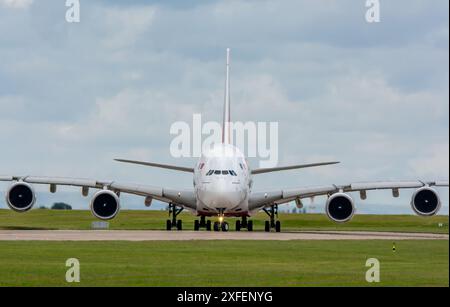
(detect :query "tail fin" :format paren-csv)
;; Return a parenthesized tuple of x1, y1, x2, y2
(222, 48, 231, 144)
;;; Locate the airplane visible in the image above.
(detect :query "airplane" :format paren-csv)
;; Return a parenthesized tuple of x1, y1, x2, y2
(1, 49, 448, 232)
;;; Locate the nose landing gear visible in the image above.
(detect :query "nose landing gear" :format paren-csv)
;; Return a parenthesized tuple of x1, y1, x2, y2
(212, 210, 230, 232)
(213, 221, 229, 232)
(263, 205, 281, 232)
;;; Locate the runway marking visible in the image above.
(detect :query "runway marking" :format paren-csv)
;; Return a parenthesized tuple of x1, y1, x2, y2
(0, 230, 447, 241)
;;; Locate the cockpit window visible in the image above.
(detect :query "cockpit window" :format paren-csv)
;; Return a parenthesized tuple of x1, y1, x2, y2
(206, 170, 237, 176)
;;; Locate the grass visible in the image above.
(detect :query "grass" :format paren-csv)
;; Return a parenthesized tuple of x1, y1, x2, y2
(0, 210, 447, 286)
(0, 240, 447, 286)
(0, 209, 448, 233)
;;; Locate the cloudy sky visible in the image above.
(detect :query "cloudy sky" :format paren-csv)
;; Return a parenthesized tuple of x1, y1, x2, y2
(0, 0, 448, 214)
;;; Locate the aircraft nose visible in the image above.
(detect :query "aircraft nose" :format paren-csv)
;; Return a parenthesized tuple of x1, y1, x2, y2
(199, 184, 245, 209)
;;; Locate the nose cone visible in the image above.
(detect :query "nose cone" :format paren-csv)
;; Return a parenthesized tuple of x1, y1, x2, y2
(199, 182, 245, 210)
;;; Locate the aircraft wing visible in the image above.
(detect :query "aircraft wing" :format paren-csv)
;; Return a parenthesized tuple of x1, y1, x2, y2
(0, 175, 197, 210)
(248, 180, 449, 210)
(114, 159, 194, 173)
(251, 161, 340, 175)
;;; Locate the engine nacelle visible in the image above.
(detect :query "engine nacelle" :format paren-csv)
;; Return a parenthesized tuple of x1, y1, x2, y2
(326, 193, 355, 223)
(411, 187, 441, 216)
(6, 182, 36, 212)
(90, 190, 120, 220)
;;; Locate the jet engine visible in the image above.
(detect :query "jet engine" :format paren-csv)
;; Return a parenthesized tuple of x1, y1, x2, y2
(411, 187, 441, 216)
(326, 193, 355, 223)
(90, 190, 120, 220)
(6, 182, 36, 212)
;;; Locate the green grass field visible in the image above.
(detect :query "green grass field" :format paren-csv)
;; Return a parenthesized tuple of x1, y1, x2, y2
(0, 240, 448, 286)
(0, 209, 448, 233)
(0, 210, 448, 286)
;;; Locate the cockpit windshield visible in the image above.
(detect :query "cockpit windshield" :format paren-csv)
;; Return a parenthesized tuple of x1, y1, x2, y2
(206, 170, 237, 176)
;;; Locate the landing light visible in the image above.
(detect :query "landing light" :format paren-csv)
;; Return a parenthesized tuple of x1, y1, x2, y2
(218, 216, 224, 223)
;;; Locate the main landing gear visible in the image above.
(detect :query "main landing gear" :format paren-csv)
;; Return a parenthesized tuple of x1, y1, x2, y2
(166, 203, 184, 231)
(194, 216, 253, 232)
(263, 205, 281, 232)
(194, 216, 212, 231)
(194, 210, 255, 232)
(189, 212, 256, 232)
(235, 216, 253, 232)
(193, 215, 229, 232)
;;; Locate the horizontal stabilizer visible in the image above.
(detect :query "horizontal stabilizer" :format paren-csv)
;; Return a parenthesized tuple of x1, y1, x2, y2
(251, 161, 340, 175)
(114, 159, 194, 173)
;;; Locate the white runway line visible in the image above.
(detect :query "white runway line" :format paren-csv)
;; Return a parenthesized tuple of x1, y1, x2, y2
(0, 230, 447, 241)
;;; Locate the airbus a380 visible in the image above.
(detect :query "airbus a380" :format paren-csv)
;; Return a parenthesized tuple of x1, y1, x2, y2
(1, 49, 448, 232)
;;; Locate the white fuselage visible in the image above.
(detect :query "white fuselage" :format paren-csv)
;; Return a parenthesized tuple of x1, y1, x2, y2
(194, 143, 252, 217)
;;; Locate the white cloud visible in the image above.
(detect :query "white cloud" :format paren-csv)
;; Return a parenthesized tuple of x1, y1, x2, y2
(101, 6, 156, 50)
(0, 0, 448, 213)
(0, 0, 33, 9)
(408, 144, 450, 178)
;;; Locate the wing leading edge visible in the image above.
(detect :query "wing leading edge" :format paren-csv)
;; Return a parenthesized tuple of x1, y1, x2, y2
(251, 161, 340, 175)
(114, 159, 194, 173)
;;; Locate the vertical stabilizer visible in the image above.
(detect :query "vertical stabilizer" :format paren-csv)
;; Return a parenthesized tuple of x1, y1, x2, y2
(222, 48, 231, 144)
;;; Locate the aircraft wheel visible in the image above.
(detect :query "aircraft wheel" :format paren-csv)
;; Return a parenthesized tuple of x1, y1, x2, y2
(264, 221, 270, 232)
(221, 222, 229, 232)
(235, 220, 241, 231)
(275, 221, 281, 233)
(194, 220, 200, 231)
(176, 220, 183, 231)
(206, 220, 212, 231)
(213, 221, 220, 232)
(166, 220, 172, 231)
(247, 220, 253, 232)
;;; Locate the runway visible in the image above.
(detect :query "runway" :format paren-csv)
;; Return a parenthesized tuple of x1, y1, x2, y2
(0, 230, 447, 241)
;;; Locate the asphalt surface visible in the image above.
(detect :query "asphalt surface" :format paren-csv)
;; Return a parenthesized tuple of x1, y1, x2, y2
(0, 230, 447, 241)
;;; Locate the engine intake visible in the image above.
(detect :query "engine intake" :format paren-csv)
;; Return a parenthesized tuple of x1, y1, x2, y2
(411, 187, 441, 216)
(90, 190, 120, 220)
(326, 193, 355, 223)
(6, 182, 36, 212)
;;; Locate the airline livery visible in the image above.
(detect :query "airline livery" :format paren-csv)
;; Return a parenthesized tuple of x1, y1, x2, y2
(1, 49, 448, 232)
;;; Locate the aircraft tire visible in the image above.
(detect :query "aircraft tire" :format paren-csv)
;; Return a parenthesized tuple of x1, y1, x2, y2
(265, 221, 270, 232)
(221, 222, 229, 232)
(275, 221, 281, 233)
(247, 220, 253, 232)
